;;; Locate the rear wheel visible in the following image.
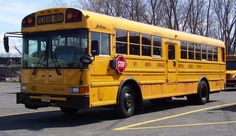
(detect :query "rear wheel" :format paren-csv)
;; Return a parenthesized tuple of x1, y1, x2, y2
(116, 85, 135, 118)
(60, 107, 79, 115)
(187, 81, 209, 105)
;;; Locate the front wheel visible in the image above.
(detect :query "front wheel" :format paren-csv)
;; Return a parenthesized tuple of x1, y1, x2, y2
(116, 85, 135, 118)
(60, 107, 79, 115)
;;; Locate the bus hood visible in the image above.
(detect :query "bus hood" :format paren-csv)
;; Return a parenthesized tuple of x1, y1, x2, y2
(21, 69, 89, 85)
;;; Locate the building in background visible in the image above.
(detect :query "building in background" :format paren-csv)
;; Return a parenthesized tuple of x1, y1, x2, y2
(0, 57, 21, 81)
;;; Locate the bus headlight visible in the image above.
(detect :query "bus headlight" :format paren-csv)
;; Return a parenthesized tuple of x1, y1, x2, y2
(68, 87, 89, 94)
(21, 84, 26, 92)
(69, 87, 80, 94)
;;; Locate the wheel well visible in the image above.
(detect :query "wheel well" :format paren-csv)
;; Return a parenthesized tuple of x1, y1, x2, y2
(200, 77, 210, 92)
(117, 79, 143, 107)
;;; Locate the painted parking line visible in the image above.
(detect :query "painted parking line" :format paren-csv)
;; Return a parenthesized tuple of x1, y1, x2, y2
(114, 102, 236, 131)
(120, 120, 236, 130)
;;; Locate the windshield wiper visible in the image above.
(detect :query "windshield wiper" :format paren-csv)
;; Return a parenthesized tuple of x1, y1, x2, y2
(32, 51, 46, 75)
(51, 54, 62, 75)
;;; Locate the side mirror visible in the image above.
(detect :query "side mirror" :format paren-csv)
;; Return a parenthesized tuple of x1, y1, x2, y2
(91, 40, 99, 56)
(80, 55, 93, 66)
(3, 37, 9, 53)
(6, 59, 12, 66)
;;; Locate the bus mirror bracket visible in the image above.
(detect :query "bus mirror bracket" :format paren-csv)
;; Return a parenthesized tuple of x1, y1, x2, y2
(3, 37, 9, 53)
(80, 55, 93, 66)
(91, 40, 99, 56)
(3, 32, 22, 53)
(5, 59, 12, 67)
(79, 55, 94, 85)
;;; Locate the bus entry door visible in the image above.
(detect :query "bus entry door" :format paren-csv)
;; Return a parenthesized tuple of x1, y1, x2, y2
(167, 44, 177, 83)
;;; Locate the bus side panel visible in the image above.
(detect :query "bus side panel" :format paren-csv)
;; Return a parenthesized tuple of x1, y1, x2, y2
(140, 84, 164, 100)
(176, 82, 198, 95)
(178, 59, 223, 93)
(90, 86, 118, 107)
(89, 56, 120, 107)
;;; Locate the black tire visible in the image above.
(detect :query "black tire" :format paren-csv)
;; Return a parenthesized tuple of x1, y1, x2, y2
(187, 81, 209, 105)
(116, 85, 135, 118)
(60, 107, 79, 115)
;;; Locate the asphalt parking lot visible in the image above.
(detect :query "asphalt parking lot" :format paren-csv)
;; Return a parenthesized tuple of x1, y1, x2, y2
(0, 82, 236, 136)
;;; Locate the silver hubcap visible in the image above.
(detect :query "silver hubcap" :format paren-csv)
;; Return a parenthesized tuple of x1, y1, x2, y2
(124, 92, 134, 112)
(201, 85, 208, 101)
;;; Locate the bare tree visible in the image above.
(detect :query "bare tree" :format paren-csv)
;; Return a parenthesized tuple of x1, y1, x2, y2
(205, 0, 212, 37)
(81, 0, 236, 55)
(161, 0, 180, 30)
(213, 0, 236, 54)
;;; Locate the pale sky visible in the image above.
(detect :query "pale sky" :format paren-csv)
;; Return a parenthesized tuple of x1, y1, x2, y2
(0, 0, 80, 56)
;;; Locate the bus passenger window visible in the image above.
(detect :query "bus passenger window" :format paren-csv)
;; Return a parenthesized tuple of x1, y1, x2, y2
(214, 47, 218, 61)
(153, 36, 162, 57)
(101, 34, 110, 55)
(168, 45, 175, 60)
(188, 43, 194, 60)
(91, 32, 110, 55)
(202, 45, 207, 60)
(196, 44, 201, 60)
(116, 29, 127, 54)
(207, 46, 213, 61)
(130, 32, 140, 55)
(142, 34, 151, 56)
(181, 41, 187, 59)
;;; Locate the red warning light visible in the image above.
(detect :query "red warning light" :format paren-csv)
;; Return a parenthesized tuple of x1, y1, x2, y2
(72, 13, 79, 18)
(27, 18, 33, 24)
(67, 13, 73, 20)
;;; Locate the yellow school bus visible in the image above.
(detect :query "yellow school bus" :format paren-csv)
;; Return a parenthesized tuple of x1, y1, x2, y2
(226, 55, 236, 90)
(3, 7, 225, 117)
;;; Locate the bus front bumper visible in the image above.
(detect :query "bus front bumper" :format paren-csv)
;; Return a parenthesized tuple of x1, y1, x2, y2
(16, 92, 89, 109)
(225, 80, 236, 90)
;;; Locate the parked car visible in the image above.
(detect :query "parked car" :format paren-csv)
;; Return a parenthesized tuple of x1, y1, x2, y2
(0, 74, 6, 81)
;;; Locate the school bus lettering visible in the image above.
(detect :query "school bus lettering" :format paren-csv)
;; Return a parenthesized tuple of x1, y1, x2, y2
(145, 62, 151, 67)
(37, 13, 64, 25)
(96, 24, 106, 29)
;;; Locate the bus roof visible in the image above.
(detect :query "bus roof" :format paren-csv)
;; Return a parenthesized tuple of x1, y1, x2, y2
(81, 9, 224, 48)
(23, 7, 225, 48)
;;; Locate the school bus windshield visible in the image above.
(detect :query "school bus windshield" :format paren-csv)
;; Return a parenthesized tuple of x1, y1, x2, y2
(22, 29, 88, 69)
